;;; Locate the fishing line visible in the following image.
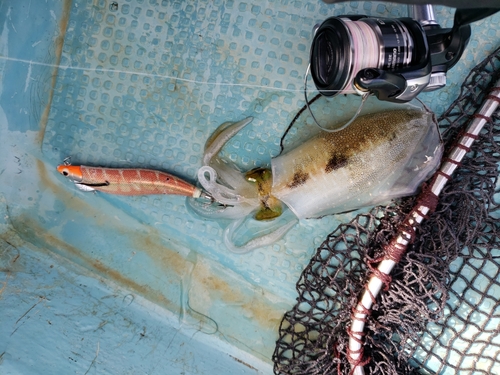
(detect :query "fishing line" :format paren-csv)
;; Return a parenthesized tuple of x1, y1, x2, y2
(304, 63, 370, 133)
(279, 92, 321, 154)
(0, 55, 345, 94)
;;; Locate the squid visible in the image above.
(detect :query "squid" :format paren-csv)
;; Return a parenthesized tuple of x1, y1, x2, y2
(188, 102, 443, 252)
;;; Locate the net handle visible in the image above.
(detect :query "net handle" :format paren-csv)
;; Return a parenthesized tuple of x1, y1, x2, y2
(347, 79, 500, 375)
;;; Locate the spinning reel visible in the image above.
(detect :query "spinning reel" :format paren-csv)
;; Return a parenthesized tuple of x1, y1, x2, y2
(309, 5, 500, 103)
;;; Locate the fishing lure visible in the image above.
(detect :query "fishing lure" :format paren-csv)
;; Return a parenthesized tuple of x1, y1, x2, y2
(57, 164, 209, 199)
(188, 101, 443, 252)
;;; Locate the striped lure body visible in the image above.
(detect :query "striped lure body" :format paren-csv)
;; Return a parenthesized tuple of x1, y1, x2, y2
(57, 165, 202, 198)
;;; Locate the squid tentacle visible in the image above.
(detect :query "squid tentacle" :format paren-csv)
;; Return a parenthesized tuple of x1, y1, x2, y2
(197, 166, 259, 206)
(203, 117, 254, 166)
(223, 214, 298, 254)
(190, 116, 299, 252)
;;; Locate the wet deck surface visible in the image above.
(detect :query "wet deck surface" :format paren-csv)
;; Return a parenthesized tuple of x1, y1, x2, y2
(1, 0, 500, 374)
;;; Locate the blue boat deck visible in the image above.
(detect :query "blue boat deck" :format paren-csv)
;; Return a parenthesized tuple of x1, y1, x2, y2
(1, 1, 499, 374)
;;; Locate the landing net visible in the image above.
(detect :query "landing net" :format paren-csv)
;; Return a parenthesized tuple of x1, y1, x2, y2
(273, 46, 500, 374)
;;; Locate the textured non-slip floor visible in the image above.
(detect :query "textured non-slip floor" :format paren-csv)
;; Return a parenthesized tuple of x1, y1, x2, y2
(1, 0, 499, 373)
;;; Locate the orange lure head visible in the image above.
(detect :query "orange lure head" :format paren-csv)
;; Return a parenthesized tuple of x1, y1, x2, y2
(57, 165, 83, 182)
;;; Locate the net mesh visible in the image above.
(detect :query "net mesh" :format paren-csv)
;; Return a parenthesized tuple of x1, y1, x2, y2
(272, 46, 500, 375)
